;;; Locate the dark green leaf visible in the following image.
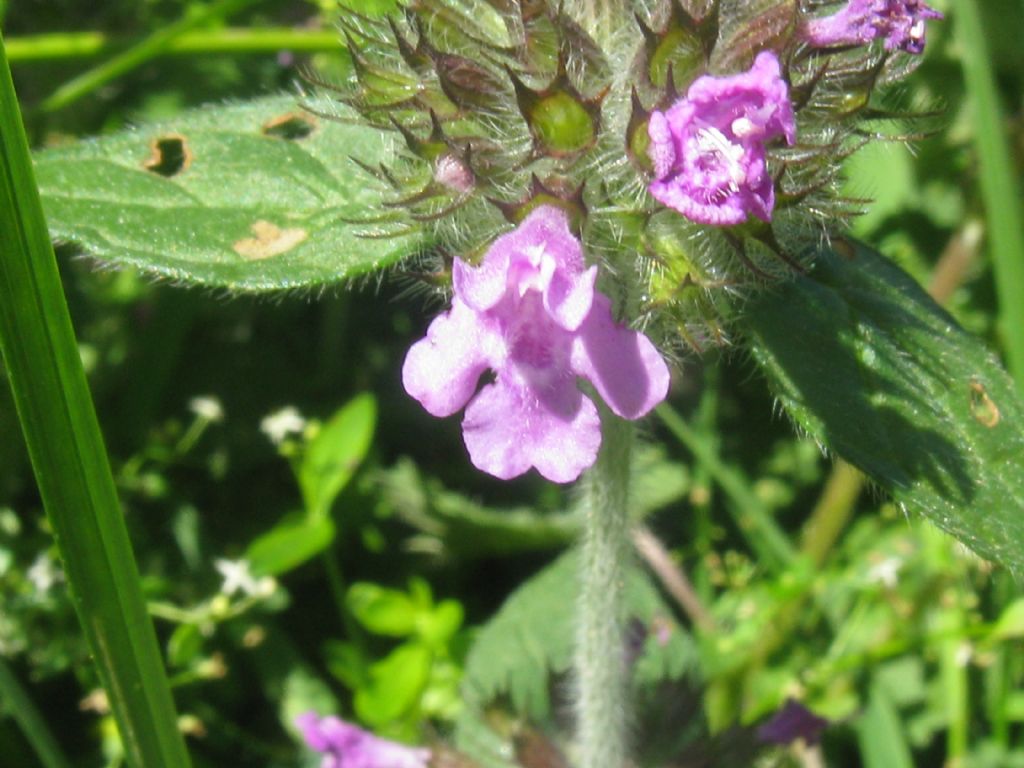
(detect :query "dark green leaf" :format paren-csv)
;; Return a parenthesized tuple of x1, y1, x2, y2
(36, 97, 423, 292)
(742, 242, 1024, 572)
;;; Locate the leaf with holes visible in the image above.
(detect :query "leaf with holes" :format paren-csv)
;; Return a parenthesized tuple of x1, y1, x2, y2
(741, 241, 1024, 573)
(35, 96, 424, 292)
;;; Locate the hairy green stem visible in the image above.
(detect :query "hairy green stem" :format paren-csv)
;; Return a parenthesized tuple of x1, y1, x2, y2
(575, 414, 632, 768)
(5, 28, 341, 62)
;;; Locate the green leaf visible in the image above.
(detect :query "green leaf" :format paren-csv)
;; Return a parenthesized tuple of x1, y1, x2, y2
(346, 583, 418, 637)
(245, 513, 336, 577)
(354, 643, 432, 726)
(857, 680, 915, 768)
(417, 600, 464, 648)
(742, 242, 1024, 573)
(991, 599, 1024, 641)
(462, 551, 694, 721)
(323, 640, 371, 690)
(300, 393, 376, 517)
(35, 97, 423, 292)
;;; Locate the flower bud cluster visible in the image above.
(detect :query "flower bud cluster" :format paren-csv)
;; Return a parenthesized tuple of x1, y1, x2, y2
(323, 0, 942, 354)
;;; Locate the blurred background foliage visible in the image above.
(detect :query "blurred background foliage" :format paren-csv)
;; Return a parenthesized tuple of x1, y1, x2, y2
(1, 0, 1023, 766)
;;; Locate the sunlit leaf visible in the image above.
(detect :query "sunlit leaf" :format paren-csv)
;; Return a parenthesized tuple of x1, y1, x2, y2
(246, 513, 336, 577)
(300, 393, 376, 517)
(36, 97, 424, 292)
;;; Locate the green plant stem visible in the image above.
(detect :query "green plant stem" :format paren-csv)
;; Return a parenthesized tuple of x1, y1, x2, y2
(799, 459, 863, 566)
(656, 403, 797, 571)
(39, 0, 260, 113)
(575, 413, 632, 768)
(0, 36, 190, 768)
(5, 28, 342, 62)
(0, 657, 72, 768)
(952, 0, 1024, 384)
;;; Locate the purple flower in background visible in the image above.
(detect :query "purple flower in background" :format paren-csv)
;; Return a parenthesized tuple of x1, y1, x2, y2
(295, 712, 431, 768)
(402, 206, 670, 483)
(757, 698, 830, 746)
(802, 0, 943, 54)
(647, 51, 796, 227)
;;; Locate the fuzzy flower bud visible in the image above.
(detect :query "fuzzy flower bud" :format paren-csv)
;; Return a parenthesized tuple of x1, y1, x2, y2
(295, 712, 431, 768)
(402, 206, 670, 483)
(802, 0, 943, 54)
(646, 51, 796, 226)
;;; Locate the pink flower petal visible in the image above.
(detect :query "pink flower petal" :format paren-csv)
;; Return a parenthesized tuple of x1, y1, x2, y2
(402, 299, 498, 417)
(572, 294, 671, 420)
(647, 51, 795, 226)
(462, 371, 601, 483)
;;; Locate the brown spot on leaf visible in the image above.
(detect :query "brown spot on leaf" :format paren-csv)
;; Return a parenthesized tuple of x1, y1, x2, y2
(143, 134, 191, 177)
(832, 238, 857, 260)
(233, 220, 308, 261)
(262, 112, 317, 140)
(969, 380, 1000, 428)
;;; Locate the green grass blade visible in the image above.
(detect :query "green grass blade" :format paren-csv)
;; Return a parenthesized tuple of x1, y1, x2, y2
(39, 0, 259, 113)
(0, 36, 191, 768)
(0, 657, 72, 768)
(5, 28, 341, 62)
(952, 0, 1024, 383)
(655, 403, 797, 571)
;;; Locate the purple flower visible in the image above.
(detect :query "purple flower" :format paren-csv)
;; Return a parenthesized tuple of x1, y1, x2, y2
(295, 712, 431, 768)
(802, 0, 943, 54)
(756, 698, 830, 746)
(647, 51, 796, 227)
(402, 206, 671, 483)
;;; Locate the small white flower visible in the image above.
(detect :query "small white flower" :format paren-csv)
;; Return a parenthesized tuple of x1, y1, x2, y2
(214, 558, 275, 598)
(955, 642, 973, 668)
(27, 552, 62, 594)
(260, 406, 306, 445)
(189, 396, 225, 423)
(867, 556, 902, 588)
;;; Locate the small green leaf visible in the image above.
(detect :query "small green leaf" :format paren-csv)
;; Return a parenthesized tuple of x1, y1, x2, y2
(354, 644, 432, 725)
(417, 600, 464, 648)
(166, 623, 203, 669)
(245, 513, 336, 577)
(323, 640, 372, 690)
(742, 242, 1024, 573)
(857, 680, 915, 768)
(347, 583, 418, 637)
(300, 393, 376, 517)
(991, 599, 1024, 641)
(35, 97, 424, 292)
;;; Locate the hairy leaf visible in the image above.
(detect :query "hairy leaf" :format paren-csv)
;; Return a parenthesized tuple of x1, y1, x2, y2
(742, 241, 1024, 573)
(35, 97, 423, 291)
